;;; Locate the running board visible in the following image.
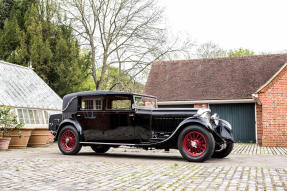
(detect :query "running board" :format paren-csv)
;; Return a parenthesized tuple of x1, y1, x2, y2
(80, 141, 151, 147)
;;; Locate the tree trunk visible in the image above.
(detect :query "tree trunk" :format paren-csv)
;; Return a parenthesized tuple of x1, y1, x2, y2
(90, 42, 98, 89)
(97, 53, 108, 90)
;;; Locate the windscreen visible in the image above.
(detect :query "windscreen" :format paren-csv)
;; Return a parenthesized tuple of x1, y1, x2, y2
(134, 95, 157, 109)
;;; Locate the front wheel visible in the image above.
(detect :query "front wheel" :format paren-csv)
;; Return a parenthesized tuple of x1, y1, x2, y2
(178, 125, 215, 162)
(212, 142, 234, 158)
(58, 125, 82, 155)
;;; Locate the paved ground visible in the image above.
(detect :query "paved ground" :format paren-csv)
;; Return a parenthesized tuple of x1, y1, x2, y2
(0, 143, 287, 191)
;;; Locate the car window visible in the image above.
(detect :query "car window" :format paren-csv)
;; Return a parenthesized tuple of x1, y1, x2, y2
(112, 100, 131, 110)
(81, 97, 103, 110)
(106, 96, 131, 110)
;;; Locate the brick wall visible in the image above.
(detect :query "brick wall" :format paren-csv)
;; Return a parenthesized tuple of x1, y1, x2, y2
(257, 66, 287, 147)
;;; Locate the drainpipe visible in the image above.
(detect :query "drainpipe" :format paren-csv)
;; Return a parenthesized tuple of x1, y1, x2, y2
(252, 93, 261, 105)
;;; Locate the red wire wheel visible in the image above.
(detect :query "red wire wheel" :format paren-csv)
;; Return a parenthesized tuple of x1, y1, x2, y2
(183, 131, 207, 157)
(60, 129, 77, 151)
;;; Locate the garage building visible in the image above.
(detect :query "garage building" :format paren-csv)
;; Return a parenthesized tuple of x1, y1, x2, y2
(144, 54, 287, 146)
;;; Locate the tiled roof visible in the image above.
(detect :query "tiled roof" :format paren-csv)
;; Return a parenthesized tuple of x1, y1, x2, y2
(0, 60, 62, 110)
(144, 54, 287, 101)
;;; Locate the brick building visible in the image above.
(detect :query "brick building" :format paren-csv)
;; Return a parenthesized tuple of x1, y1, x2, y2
(144, 54, 287, 146)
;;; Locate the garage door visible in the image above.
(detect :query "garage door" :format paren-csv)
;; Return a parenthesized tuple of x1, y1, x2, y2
(210, 103, 255, 143)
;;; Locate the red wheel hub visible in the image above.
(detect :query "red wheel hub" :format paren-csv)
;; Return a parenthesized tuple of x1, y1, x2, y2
(183, 131, 207, 157)
(60, 129, 76, 151)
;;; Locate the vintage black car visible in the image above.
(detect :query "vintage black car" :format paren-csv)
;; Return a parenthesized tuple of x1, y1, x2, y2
(49, 91, 234, 162)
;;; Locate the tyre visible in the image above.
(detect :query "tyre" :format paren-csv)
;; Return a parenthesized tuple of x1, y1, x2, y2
(178, 125, 215, 162)
(212, 142, 234, 158)
(90, 145, 110, 153)
(58, 125, 82, 155)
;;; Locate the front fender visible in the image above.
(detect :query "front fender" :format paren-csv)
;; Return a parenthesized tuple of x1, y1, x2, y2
(55, 119, 83, 141)
(177, 117, 213, 131)
(215, 119, 234, 142)
(156, 117, 213, 146)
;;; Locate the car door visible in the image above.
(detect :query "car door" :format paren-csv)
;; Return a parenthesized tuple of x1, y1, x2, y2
(77, 96, 106, 141)
(103, 95, 135, 141)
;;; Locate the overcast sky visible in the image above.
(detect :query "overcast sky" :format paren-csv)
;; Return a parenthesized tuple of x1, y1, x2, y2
(159, 0, 287, 53)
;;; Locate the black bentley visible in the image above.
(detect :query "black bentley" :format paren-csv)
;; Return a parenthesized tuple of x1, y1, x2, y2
(49, 91, 234, 162)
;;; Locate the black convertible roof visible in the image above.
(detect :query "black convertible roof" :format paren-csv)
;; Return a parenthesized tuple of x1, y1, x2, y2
(62, 91, 156, 111)
(64, 90, 156, 99)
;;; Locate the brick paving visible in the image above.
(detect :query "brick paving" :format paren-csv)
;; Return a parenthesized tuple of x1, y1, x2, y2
(232, 144, 287, 156)
(0, 143, 287, 191)
(115, 143, 287, 156)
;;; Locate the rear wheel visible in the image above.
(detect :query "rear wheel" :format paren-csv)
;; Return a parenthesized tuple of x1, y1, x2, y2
(212, 142, 234, 158)
(178, 125, 215, 162)
(58, 125, 82, 155)
(91, 145, 110, 153)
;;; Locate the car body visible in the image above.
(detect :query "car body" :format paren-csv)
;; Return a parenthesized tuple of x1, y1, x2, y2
(49, 91, 234, 162)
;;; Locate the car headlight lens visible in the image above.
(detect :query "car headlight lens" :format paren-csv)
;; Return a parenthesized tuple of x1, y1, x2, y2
(211, 113, 220, 126)
(196, 109, 211, 121)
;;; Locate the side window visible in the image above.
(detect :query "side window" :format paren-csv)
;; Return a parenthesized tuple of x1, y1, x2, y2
(81, 97, 103, 110)
(17, 109, 24, 123)
(106, 96, 132, 110)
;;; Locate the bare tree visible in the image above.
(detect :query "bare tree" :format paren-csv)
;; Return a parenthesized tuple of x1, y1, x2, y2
(62, 0, 190, 90)
(196, 41, 227, 59)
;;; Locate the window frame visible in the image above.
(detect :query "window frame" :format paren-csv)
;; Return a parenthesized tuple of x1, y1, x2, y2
(80, 96, 103, 111)
(105, 95, 133, 111)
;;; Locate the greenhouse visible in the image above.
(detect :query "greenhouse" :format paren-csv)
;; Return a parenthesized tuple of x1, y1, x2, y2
(0, 60, 62, 148)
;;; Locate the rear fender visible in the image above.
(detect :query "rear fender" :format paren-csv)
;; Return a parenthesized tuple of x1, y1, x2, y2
(55, 119, 83, 141)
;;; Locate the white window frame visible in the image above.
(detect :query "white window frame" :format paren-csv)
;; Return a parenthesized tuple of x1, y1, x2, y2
(81, 97, 103, 110)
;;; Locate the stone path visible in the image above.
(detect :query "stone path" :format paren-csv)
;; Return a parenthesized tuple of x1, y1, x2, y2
(232, 144, 287, 156)
(0, 143, 287, 191)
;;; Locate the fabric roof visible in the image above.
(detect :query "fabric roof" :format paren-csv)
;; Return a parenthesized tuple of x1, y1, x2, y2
(0, 60, 62, 110)
(144, 54, 287, 101)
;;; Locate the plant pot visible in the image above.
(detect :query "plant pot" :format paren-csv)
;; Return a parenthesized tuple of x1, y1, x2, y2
(0, 137, 11, 151)
(8, 129, 32, 149)
(28, 128, 50, 147)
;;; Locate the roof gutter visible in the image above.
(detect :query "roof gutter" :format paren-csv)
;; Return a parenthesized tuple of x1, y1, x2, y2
(251, 94, 262, 105)
(158, 99, 255, 105)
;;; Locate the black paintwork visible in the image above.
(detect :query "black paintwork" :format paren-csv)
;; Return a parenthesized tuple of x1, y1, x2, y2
(49, 91, 234, 149)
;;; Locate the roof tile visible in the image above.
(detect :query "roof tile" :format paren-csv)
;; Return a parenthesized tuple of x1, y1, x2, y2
(144, 54, 287, 101)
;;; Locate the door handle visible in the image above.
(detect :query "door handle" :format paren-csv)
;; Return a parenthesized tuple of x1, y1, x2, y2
(129, 114, 134, 117)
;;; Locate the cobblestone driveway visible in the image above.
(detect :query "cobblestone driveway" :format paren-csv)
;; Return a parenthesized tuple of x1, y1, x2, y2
(0, 144, 287, 191)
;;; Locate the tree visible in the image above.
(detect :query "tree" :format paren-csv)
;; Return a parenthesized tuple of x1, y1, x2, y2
(0, 0, 15, 29)
(63, 0, 188, 90)
(96, 66, 144, 93)
(228, 48, 255, 57)
(196, 41, 227, 58)
(0, 0, 91, 97)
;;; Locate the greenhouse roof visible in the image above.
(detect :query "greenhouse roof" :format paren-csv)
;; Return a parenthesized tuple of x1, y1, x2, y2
(0, 60, 62, 110)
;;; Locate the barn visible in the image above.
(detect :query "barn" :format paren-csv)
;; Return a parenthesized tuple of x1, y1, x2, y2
(144, 54, 287, 146)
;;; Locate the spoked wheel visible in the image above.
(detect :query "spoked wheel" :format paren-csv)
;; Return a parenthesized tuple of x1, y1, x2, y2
(178, 125, 215, 162)
(58, 125, 82, 155)
(90, 145, 110, 153)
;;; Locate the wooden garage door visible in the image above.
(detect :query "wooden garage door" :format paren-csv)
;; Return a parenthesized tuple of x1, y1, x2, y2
(210, 103, 256, 143)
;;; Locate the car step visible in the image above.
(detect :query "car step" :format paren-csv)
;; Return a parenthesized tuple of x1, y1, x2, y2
(80, 142, 151, 146)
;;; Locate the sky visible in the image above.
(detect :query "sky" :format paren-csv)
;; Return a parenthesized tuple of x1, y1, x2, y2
(159, 0, 287, 53)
